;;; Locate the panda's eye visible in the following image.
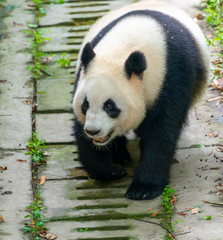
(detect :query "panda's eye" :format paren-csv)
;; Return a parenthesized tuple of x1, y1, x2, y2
(83, 100, 89, 108)
(81, 97, 89, 115)
(103, 99, 120, 118)
(104, 102, 114, 111)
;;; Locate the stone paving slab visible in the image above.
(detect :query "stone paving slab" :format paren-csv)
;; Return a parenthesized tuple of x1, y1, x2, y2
(65, 5, 111, 13)
(41, 44, 80, 54)
(0, 151, 32, 240)
(38, 144, 161, 221)
(0, 1, 33, 239)
(36, 113, 74, 143)
(39, 145, 78, 179)
(44, 62, 75, 79)
(40, 26, 85, 49)
(37, 79, 73, 112)
(39, 2, 109, 27)
(67, 1, 112, 8)
(40, 179, 161, 218)
(45, 219, 165, 240)
(0, 101, 32, 149)
(40, 159, 164, 239)
(39, 0, 134, 28)
(0, 6, 33, 149)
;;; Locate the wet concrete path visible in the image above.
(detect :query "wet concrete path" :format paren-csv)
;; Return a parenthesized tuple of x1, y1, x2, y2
(0, 0, 223, 239)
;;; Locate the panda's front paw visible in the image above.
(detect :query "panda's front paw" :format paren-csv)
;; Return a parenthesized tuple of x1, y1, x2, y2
(110, 165, 127, 179)
(126, 181, 165, 200)
(87, 164, 126, 181)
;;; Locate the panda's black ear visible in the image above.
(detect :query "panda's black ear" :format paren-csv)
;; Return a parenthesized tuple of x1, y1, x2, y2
(125, 51, 147, 79)
(81, 42, 95, 69)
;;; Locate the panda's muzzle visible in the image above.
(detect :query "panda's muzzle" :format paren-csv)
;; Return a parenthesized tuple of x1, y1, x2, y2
(93, 130, 114, 145)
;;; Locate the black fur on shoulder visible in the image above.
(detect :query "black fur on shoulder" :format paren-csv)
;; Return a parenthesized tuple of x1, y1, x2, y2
(125, 51, 147, 79)
(81, 42, 95, 70)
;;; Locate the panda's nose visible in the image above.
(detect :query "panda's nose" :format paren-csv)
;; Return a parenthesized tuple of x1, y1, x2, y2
(85, 128, 101, 136)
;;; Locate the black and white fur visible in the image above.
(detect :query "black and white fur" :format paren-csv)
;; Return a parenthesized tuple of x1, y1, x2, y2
(73, 1, 209, 200)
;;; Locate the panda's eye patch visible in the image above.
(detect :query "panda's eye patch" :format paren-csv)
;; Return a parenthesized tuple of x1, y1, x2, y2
(103, 99, 120, 118)
(81, 97, 89, 115)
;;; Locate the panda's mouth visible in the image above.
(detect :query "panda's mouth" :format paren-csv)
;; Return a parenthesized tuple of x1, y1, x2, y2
(93, 130, 113, 145)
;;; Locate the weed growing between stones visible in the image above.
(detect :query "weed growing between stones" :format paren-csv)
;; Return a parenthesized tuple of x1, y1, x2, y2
(24, 29, 51, 80)
(22, 134, 48, 239)
(161, 186, 177, 240)
(22, 196, 47, 239)
(135, 186, 177, 239)
(26, 133, 46, 164)
(33, 0, 42, 12)
(22, 0, 51, 239)
(203, 0, 223, 82)
(22, 133, 48, 239)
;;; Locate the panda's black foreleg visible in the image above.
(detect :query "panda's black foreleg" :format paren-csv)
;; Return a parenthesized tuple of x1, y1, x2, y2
(111, 136, 132, 166)
(74, 120, 127, 180)
(126, 101, 188, 200)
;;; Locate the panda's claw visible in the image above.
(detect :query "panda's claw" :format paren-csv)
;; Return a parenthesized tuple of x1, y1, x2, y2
(126, 181, 165, 200)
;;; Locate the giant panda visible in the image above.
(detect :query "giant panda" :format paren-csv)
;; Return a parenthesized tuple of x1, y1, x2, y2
(72, 1, 209, 200)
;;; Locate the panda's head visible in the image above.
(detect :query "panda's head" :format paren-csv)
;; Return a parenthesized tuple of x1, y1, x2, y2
(73, 43, 147, 146)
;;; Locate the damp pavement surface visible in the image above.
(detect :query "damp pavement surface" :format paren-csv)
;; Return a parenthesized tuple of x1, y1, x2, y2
(0, 0, 223, 240)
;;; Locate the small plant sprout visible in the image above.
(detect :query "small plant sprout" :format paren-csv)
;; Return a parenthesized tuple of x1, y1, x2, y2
(26, 133, 46, 164)
(173, 219, 184, 226)
(202, 215, 212, 220)
(77, 227, 89, 232)
(203, 0, 223, 83)
(22, 199, 47, 239)
(56, 54, 71, 68)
